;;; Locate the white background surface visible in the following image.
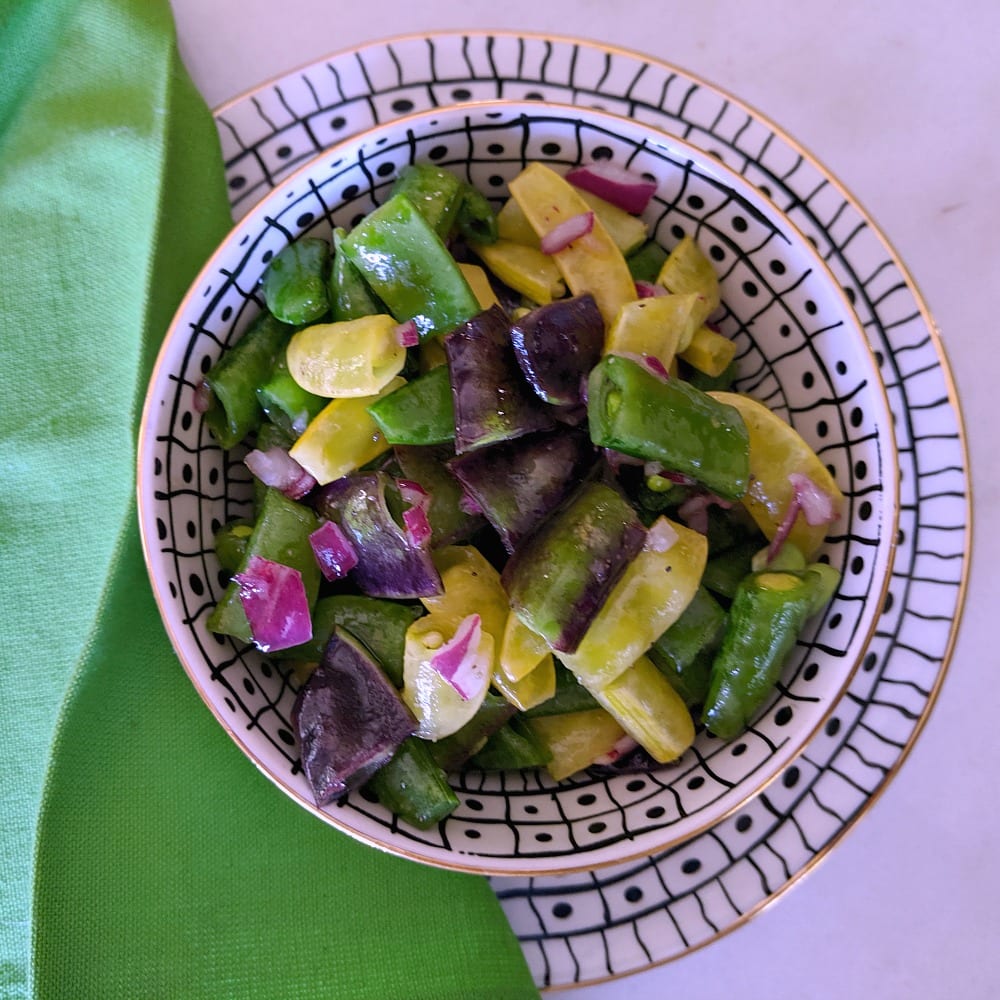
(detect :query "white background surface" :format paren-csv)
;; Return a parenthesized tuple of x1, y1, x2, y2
(168, 2, 998, 997)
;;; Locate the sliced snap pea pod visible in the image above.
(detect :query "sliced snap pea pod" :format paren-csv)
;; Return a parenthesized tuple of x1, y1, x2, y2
(339, 192, 480, 341)
(202, 310, 292, 450)
(447, 428, 596, 554)
(508, 162, 636, 326)
(314, 472, 443, 599)
(501, 480, 646, 654)
(261, 237, 331, 325)
(455, 182, 499, 245)
(256, 353, 326, 438)
(647, 586, 727, 708)
(206, 487, 320, 643)
(213, 519, 254, 574)
(469, 716, 552, 771)
(366, 364, 455, 445)
(626, 239, 669, 284)
(701, 537, 761, 600)
(330, 228, 383, 322)
(364, 736, 459, 829)
(559, 516, 707, 688)
(427, 693, 517, 773)
(701, 570, 818, 739)
(587, 353, 750, 501)
(391, 164, 464, 239)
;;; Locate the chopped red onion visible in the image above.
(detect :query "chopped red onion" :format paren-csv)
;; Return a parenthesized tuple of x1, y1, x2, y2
(659, 469, 698, 486)
(678, 492, 733, 536)
(642, 354, 670, 381)
(397, 479, 429, 509)
(540, 210, 594, 255)
(767, 472, 840, 563)
(565, 162, 657, 215)
(429, 614, 484, 700)
(644, 518, 679, 553)
(397, 478, 432, 546)
(193, 380, 212, 413)
(602, 448, 645, 474)
(309, 520, 359, 581)
(233, 555, 313, 653)
(402, 505, 432, 548)
(394, 319, 420, 348)
(592, 734, 640, 766)
(245, 446, 317, 500)
(635, 280, 666, 299)
(789, 472, 839, 526)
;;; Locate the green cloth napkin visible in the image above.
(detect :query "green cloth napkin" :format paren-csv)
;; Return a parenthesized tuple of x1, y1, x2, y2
(0, 1, 539, 996)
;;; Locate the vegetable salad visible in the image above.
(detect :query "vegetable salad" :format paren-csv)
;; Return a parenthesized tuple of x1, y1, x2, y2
(198, 158, 844, 829)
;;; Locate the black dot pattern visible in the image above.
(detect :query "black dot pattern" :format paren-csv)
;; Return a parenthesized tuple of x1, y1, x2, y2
(140, 33, 969, 993)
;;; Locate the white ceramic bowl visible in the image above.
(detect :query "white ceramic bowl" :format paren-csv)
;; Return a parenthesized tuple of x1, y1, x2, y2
(138, 101, 898, 875)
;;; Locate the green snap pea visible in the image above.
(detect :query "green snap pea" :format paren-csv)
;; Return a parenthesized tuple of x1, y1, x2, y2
(366, 365, 455, 445)
(520, 661, 600, 718)
(701, 570, 818, 739)
(330, 227, 383, 322)
(470, 717, 552, 771)
(213, 520, 255, 574)
(256, 354, 327, 438)
(390, 164, 464, 239)
(202, 311, 292, 450)
(428, 693, 517, 772)
(455, 183, 499, 245)
(364, 736, 459, 829)
(648, 586, 727, 708)
(625, 239, 669, 284)
(339, 193, 480, 341)
(587, 353, 750, 501)
(261, 237, 331, 325)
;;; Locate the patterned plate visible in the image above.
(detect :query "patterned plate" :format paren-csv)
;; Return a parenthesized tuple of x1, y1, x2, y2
(211, 32, 970, 988)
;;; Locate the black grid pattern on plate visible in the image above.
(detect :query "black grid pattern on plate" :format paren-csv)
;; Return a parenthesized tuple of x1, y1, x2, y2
(203, 35, 968, 988)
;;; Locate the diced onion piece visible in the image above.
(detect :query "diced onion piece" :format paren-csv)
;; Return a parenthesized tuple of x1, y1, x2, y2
(789, 472, 839, 526)
(308, 520, 359, 581)
(565, 162, 657, 215)
(678, 491, 733, 536)
(397, 478, 429, 509)
(244, 446, 317, 500)
(402, 505, 432, 548)
(193, 380, 212, 413)
(233, 555, 313, 652)
(634, 280, 666, 299)
(643, 517, 679, 553)
(429, 614, 484, 700)
(539, 210, 594, 255)
(642, 354, 670, 381)
(768, 473, 839, 562)
(394, 319, 420, 348)
(591, 733, 640, 766)
(397, 478, 432, 546)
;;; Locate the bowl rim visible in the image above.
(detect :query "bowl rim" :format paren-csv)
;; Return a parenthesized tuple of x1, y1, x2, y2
(137, 98, 900, 876)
